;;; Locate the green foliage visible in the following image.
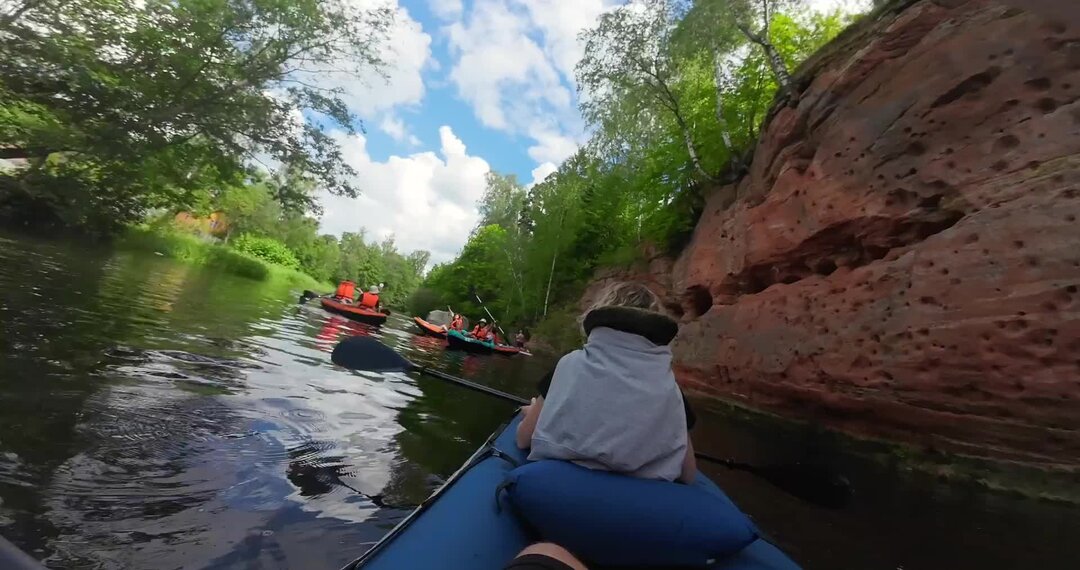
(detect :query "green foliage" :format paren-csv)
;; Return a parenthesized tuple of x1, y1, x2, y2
(231, 234, 301, 270)
(0, 0, 393, 232)
(530, 307, 585, 355)
(409, 287, 446, 320)
(117, 226, 326, 288)
(216, 177, 282, 242)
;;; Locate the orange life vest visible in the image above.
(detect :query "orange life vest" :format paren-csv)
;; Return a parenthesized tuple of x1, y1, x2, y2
(335, 281, 356, 300)
(471, 325, 487, 339)
(359, 292, 379, 309)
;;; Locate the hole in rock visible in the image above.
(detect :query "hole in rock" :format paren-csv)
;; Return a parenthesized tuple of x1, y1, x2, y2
(684, 285, 714, 318)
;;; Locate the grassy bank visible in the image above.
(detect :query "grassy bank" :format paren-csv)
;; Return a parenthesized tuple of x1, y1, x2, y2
(119, 226, 330, 290)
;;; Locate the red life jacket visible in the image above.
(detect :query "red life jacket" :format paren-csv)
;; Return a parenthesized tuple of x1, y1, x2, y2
(359, 292, 379, 309)
(471, 325, 487, 339)
(335, 281, 356, 300)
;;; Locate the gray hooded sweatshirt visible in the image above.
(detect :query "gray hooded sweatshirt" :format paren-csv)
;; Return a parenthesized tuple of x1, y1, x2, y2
(528, 307, 687, 481)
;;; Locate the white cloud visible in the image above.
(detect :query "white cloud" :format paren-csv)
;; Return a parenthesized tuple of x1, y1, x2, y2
(512, 0, 615, 82)
(445, 0, 567, 131)
(529, 162, 557, 187)
(526, 129, 579, 164)
(808, 0, 873, 14)
(319, 126, 490, 264)
(441, 0, 584, 170)
(378, 114, 421, 146)
(308, 1, 432, 117)
(429, 0, 464, 20)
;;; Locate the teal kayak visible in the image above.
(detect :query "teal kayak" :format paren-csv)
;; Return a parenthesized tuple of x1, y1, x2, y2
(343, 413, 801, 569)
(446, 329, 522, 356)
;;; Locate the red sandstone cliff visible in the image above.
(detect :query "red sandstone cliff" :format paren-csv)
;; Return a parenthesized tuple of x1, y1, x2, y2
(594, 0, 1080, 465)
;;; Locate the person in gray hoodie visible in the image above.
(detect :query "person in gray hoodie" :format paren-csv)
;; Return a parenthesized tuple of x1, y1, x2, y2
(516, 281, 696, 483)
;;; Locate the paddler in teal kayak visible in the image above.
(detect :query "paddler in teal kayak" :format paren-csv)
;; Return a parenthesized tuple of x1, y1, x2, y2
(469, 318, 495, 344)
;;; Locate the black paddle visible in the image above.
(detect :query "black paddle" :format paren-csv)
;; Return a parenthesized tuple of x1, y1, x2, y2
(330, 336, 852, 509)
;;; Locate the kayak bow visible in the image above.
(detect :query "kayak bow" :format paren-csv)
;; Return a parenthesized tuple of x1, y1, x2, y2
(343, 413, 801, 569)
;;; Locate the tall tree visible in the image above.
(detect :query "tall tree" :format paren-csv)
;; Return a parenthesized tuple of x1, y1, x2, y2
(0, 0, 394, 217)
(578, 0, 716, 182)
(728, 0, 797, 96)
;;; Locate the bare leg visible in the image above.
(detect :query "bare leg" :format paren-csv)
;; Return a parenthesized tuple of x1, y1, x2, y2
(504, 543, 588, 570)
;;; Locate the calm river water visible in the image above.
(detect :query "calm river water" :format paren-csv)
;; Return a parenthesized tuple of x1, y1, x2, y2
(0, 234, 1077, 569)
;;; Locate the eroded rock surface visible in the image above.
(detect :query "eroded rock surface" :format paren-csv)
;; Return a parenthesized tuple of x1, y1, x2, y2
(600, 0, 1080, 464)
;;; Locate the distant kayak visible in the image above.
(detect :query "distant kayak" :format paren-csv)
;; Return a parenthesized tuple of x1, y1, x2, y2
(344, 413, 800, 569)
(413, 316, 448, 338)
(320, 298, 388, 325)
(446, 329, 521, 356)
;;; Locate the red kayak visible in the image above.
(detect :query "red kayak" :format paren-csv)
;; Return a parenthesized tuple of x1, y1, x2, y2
(414, 316, 449, 338)
(320, 298, 389, 326)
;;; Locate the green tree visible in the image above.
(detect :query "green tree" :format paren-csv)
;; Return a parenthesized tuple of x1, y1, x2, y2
(0, 0, 393, 232)
(578, 0, 715, 182)
(215, 177, 280, 243)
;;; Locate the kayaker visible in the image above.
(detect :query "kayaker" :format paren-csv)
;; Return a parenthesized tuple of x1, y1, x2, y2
(470, 318, 489, 340)
(358, 285, 381, 310)
(334, 280, 357, 304)
(515, 281, 697, 483)
(449, 313, 465, 331)
(514, 330, 527, 348)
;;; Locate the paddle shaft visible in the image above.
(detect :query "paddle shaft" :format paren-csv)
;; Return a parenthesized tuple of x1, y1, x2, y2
(473, 293, 508, 339)
(416, 365, 528, 405)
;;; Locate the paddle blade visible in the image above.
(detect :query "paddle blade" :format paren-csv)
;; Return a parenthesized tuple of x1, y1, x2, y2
(331, 336, 412, 373)
(299, 290, 321, 304)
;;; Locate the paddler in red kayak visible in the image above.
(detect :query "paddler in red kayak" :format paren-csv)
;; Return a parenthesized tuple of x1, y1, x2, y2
(358, 285, 381, 310)
(333, 280, 357, 304)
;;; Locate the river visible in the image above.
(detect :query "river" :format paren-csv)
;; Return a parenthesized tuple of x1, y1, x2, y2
(0, 234, 1076, 569)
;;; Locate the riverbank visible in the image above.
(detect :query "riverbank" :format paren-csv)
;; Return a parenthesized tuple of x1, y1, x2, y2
(693, 396, 1080, 506)
(118, 226, 330, 291)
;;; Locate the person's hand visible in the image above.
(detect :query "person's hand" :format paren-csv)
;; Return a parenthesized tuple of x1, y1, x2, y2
(519, 396, 537, 413)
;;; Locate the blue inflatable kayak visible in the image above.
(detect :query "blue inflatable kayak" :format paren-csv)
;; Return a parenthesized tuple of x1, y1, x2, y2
(343, 413, 800, 569)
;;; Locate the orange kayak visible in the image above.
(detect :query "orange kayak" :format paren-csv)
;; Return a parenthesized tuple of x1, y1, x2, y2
(414, 316, 449, 338)
(320, 298, 389, 325)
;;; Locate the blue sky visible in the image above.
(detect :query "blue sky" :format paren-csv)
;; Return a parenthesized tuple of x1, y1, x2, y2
(317, 0, 867, 264)
(361, 0, 540, 178)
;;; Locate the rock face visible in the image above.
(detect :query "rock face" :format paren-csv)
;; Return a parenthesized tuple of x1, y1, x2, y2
(627, 0, 1080, 464)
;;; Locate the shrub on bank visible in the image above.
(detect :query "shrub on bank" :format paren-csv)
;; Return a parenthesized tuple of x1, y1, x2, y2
(529, 306, 585, 355)
(118, 227, 325, 289)
(231, 234, 301, 269)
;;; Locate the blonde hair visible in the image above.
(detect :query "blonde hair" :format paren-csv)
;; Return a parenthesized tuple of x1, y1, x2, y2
(585, 281, 663, 314)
